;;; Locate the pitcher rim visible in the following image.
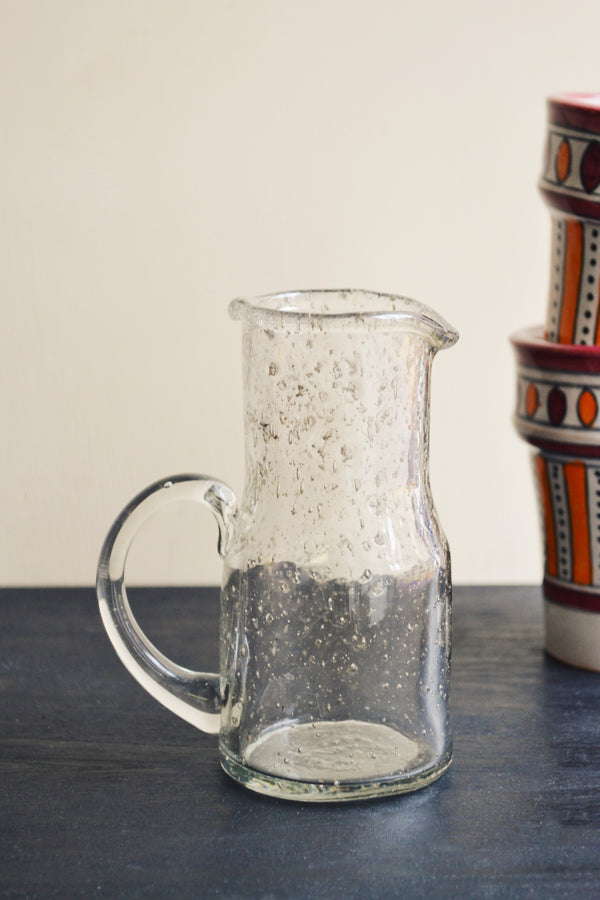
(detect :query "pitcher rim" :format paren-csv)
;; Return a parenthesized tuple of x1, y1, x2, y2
(229, 289, 458, 347)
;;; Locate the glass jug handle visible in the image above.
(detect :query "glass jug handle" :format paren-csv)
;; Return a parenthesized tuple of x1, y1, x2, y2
(96, 474, 238, 734)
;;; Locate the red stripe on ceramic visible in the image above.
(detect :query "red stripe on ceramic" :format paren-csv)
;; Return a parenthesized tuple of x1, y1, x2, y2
(547, 93, 600, 136)
(544, 577, 600, 613)
(540, 96, 600, 248)
(511, 326, 600, 373)
(525, 437, 600, 457)
(539, 189, 600, 222)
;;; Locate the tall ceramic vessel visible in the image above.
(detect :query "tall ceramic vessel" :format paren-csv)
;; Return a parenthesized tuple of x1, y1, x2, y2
(513, 93, 600, 671)
(539, 93, 600, 344)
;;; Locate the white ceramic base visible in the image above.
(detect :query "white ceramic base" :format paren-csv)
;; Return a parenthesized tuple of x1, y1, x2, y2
(544, 600, 600, 671)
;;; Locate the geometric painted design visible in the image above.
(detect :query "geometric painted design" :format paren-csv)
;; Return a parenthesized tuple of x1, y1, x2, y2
(581, 141, 600, 194)
(556, 139, 571, 183)
(578, 388, 598, 427)
(545, 216, 600, 345)
(591, 468, 600, 587)
(542, 126, 600, 203)
(541, 98, 600, 340)
(515, 365, 600, 444)
(540, 95, 600, 241)
(564, 460, 592, 585)
(548, 457, 571, 580)
(533, 452, 600, 592)
(548, 386, 567, 425)
(526, 383, 540, 417)
(550, 457, 572, 581)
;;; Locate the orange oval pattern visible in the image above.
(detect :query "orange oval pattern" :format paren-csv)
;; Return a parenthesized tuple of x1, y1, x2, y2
(556, 139, 571, 183)
(578, 389, 598, 427)
(526, 383, 540, 417)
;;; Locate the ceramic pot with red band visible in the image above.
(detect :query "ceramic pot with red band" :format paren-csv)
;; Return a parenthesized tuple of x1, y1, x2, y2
(512, 325, 600, 669)
(540, 93, 600, 345)
(513, 92, 600, 670)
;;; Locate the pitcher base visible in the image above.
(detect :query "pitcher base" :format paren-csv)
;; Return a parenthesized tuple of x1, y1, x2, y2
(220, 720, 451, 802)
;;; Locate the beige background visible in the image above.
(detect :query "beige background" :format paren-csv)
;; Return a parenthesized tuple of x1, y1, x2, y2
(2, 0, 599, 586)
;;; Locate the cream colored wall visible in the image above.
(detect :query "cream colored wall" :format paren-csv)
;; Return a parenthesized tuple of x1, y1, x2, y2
(2, 0, 598, 586)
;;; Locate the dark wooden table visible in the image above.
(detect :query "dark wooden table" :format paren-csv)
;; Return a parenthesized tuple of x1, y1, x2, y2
(2, 586, 600, 899)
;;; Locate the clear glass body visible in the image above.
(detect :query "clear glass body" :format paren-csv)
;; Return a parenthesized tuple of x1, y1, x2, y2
(221, 291, 457, 798)
(97, 289, 458, 801)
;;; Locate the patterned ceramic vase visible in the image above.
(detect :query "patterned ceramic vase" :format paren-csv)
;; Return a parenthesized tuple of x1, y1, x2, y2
(540, 93, 600, 345)
(512, 327, 600, 670)
(512, 92, 600, 670)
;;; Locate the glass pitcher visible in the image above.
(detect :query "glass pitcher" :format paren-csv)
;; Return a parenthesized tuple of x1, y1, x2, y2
(97, 289, 458, 801)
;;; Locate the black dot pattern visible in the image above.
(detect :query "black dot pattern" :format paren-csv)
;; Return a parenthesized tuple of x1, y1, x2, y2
(547, 219, 600, 344)
(574, 222, 600, 345)
(549, 460, 572, 581)
(548, 218, 563, 340)
(593, 469, 600, 582)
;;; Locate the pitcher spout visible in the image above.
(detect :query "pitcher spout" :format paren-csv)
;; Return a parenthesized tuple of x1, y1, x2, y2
(229, 289, 458, 351)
